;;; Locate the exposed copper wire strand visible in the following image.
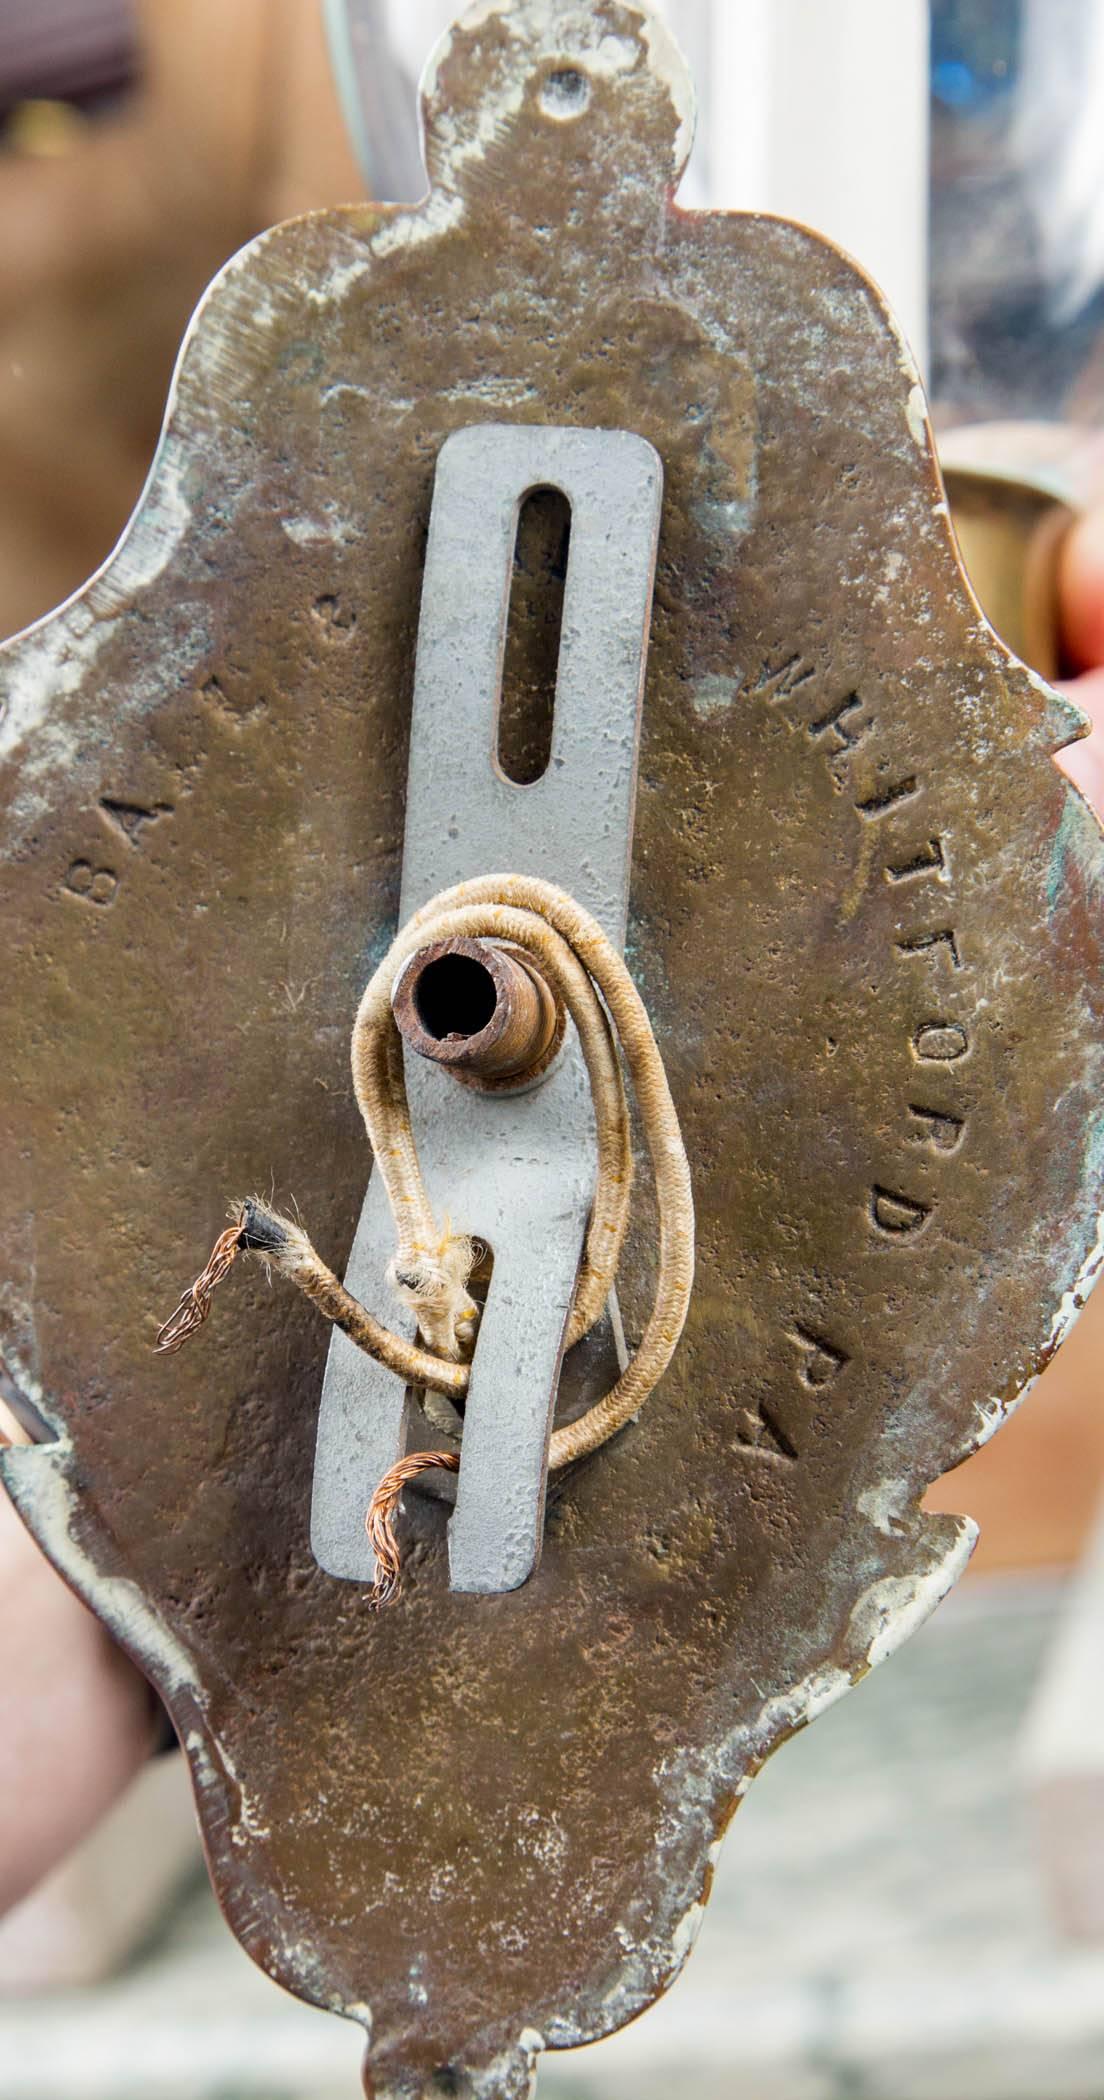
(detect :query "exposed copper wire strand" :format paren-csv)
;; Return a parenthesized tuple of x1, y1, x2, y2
(155, 1215, 246, 1353)
(365, 1450, 461, 1607)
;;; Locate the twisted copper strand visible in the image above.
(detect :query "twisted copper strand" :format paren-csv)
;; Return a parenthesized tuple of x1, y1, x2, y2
(155, 1218, 245, 1353)
(365, 1451, 461, 1607)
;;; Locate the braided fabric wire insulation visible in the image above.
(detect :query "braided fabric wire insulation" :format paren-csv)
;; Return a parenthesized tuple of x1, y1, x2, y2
(156, 875, 695, 1601)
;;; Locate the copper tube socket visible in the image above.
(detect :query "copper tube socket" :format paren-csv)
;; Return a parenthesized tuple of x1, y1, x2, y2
(391, 936, 563, 1088)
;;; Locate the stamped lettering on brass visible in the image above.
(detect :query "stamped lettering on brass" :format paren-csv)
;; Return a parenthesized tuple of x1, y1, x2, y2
(869, 1184, 932, 1238)
(896, 927, 962, 971)
(100, 798, 173, 846)
(749, 651, 816, 707)
(807, 690, 872, 755)
(912, 1020, 970, 1063)
(908, 1104, 966, 1154)
(886, 836, 947, 884)
(62, 860, 118, 907)
(745, 656, 974, 1265)
(855, 775, 920, 818)
(735, 1401, 798, 1462)
(311, 592, 357, 638)
(788, 1322, 849, 1388)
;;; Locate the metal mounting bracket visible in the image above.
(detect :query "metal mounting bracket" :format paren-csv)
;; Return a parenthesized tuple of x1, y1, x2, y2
(310, 423, 663, 1593)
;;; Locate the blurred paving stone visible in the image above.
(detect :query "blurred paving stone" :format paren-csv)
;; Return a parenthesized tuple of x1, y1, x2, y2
(0, 1868, 360, 2099)
(1024, 1503, 1104, 1938)
(5, 1574, 1104, 2100)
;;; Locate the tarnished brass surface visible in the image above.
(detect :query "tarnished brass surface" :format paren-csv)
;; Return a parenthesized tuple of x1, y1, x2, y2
(2, 4, 1103, 2096)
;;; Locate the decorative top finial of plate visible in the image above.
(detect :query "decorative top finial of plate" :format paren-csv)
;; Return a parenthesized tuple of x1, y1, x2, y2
(419, 0, 696, 205)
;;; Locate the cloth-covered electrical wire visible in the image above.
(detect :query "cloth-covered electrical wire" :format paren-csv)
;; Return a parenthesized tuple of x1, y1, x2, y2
(156, 874, 695, 1603)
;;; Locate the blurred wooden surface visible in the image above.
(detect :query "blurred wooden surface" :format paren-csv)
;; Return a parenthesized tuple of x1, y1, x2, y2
(0, 0, 362, 639)
(926, 1283, 1104, 1573)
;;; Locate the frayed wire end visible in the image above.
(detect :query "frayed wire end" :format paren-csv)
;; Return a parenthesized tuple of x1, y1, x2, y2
(154, 1208, 247, 1353)
(386, 1222, 479, 1362)
(237, 1196, 308, 1265)
(365, 1449, 461, 1608)
(154, 1196, 305, 1354)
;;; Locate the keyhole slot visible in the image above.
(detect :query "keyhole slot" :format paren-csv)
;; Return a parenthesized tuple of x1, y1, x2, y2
(496, 484, 572, 786)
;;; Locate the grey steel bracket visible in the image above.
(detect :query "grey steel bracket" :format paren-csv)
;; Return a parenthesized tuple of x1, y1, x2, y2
(310, 423, 663, 1593)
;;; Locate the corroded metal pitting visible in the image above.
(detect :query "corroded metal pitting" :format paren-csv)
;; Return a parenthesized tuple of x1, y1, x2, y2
(1, 2, 1103, 2098)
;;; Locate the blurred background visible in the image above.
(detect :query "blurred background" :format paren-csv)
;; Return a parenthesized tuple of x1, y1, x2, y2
(2, 2, 1104, 2095)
